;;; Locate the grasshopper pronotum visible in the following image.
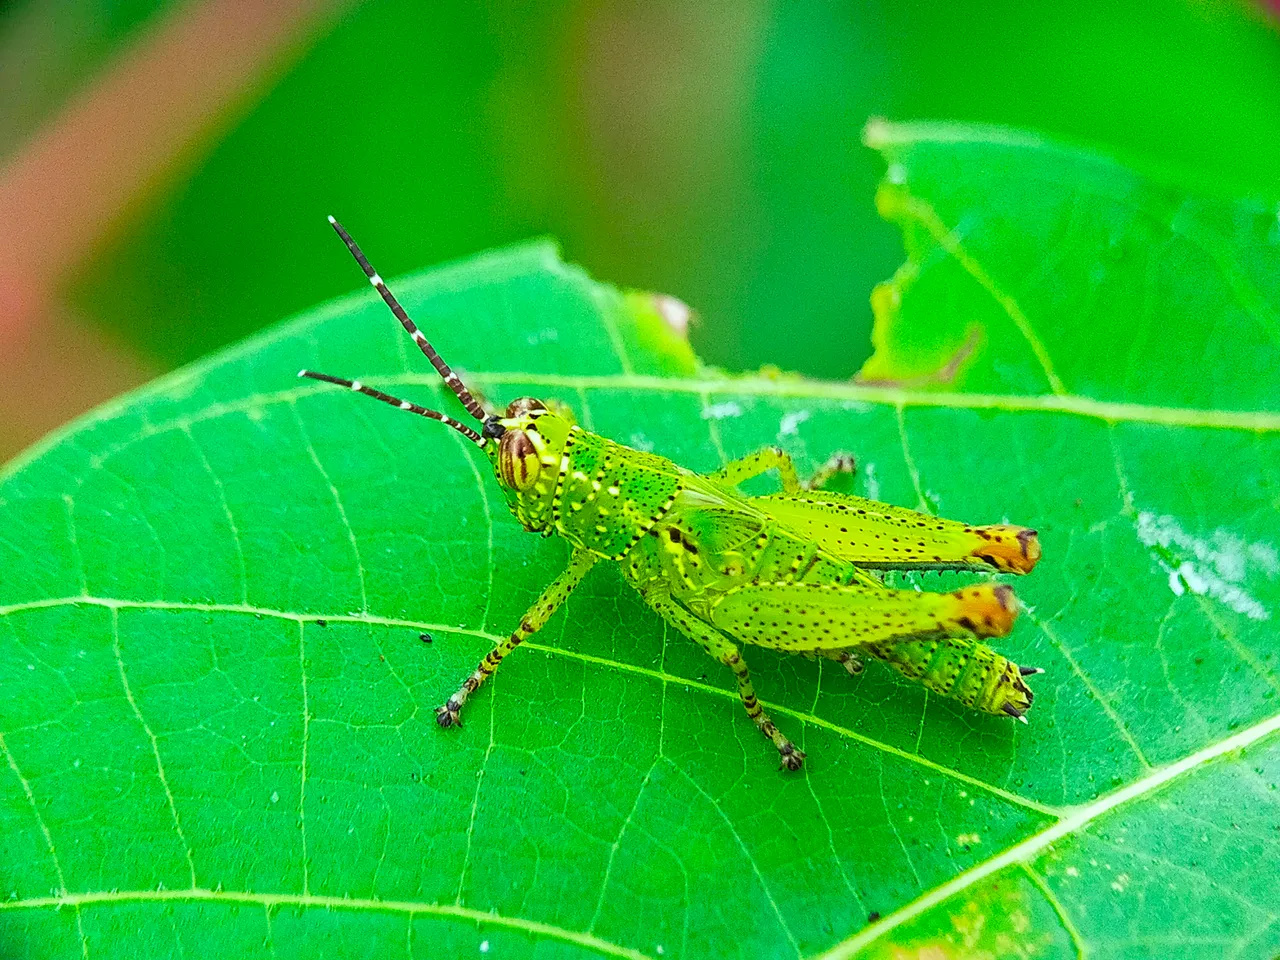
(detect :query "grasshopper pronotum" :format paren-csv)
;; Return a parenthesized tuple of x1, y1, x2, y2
(301, 218, 1043, 771)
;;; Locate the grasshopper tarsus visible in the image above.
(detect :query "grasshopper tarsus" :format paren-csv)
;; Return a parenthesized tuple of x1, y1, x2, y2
(777, 743, 806, 772)
(435, 701, 463, 728)
(308, 220, 1045, 771)
(802, 451, 857, 492)
(754, 713, 805, 772)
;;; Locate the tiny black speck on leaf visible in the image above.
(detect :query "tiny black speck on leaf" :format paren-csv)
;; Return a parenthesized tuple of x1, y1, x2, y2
(867, 911, 881, 923)
(420, 632, 433, 643)
(315, 619, 328, 627)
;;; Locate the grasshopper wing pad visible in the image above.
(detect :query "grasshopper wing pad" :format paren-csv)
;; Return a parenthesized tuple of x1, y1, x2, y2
(677, 499, 763, 550)
(709, 580, 1017, 653)
(752, 491, 1039, 573)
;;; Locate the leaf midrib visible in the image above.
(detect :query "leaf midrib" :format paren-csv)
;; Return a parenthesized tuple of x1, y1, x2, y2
(817, 709, 1280, 959)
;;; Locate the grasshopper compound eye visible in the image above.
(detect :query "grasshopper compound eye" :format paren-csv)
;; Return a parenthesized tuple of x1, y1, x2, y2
(498, 429, 541, 491)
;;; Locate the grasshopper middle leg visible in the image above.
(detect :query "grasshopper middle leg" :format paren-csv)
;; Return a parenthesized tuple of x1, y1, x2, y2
(706, 447, 855, 494)
(436, 548, 597, 727)
(640, 584, 805, 771)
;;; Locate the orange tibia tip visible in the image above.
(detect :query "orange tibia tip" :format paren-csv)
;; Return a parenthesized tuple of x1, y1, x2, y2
(968, 525, 1041, 574)
(946, 584, 1019, 638)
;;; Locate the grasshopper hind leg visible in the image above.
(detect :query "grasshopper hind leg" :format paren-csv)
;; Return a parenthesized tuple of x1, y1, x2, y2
(640, 585, 806, 771)
(709, 579, 1037, 721)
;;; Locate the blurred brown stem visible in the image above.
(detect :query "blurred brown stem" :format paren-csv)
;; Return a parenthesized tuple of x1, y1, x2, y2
(0, 0, 350, 463)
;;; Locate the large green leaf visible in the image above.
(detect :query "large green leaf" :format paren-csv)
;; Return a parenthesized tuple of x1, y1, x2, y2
(2, 121, 1279, 959)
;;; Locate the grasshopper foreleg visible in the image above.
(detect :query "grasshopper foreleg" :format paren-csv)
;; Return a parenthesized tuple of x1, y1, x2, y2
(706, 447, 855, 494)
(436, 548, 597, 727)
(640, 585, 805, 771)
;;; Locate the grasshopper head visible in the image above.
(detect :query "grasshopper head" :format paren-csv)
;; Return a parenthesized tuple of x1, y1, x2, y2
(482, 397, 573, 530)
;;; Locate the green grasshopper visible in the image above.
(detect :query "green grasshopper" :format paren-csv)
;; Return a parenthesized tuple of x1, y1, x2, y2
(301, 218, 1043, 771)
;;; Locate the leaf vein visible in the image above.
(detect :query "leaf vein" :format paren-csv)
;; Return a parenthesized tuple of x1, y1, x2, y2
(885, 188, 1067, 395)
(588, 759, 658, 934)
(0, 888, 654, 960)
(9, 371, 1276, 501)
(290, 401, 369, 615)
(297, 620, 311, 897)
(454, 678, 498, 906)
(110, 607, 199, 889)
(1025, 610, 1152, 769)
(670, 761, 803, 958)
(183, 427, 250, 605)
(0, 730, 89, 958)
(0, 595, 1061, 817)
(1019, 862, 1086, 959)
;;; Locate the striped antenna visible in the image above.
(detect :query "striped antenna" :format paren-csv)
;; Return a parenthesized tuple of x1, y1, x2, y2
(298, 370, 486, 446)
(327, 216, 489, 422)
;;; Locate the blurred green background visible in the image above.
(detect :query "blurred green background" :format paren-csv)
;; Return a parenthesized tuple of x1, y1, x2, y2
(1, 0, 1279, 460)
